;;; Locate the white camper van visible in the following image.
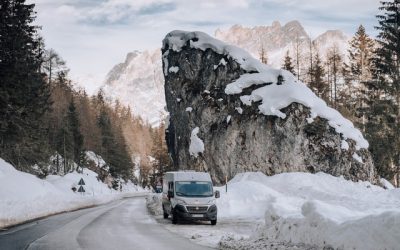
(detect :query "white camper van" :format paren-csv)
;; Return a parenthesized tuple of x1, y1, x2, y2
(162, 171, 220, 225)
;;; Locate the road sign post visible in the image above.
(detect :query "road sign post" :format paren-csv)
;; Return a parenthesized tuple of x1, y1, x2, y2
(225, 175, 228, 193)
(78, 178, 85, 186)
(78, 178, 85, 195)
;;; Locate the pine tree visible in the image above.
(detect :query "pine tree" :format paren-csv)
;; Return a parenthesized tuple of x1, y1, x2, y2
(309, 53, 328, 101)
(66, 98, 85, 167)
(326, 45, 343, 108)
(96, 91, 132, 181)
(0, 0, 51, 168)
(98, 106, 114, 168)
(150, 123, 171, 175)
(307, 38, 315, 85)
(294, 35, 303, 81)
(346, 25, 376, 124)
(365, 0, 400, 185)
(348, 25, 375, 83)
(259, 44, 268, 64)
(282, 51, 296, 75)
(42, 49, 68, 84)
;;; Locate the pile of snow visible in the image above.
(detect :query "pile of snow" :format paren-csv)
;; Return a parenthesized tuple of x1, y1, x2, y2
(85, 151, 108, 170)
(0, 158, 147, 228)
(169, 66, 179, 73)
(146, 193, 163, 216)
(215, 172, 400, 250)
(43, 153, 79, 176)
(163, 31, 368, 150)
(189, 127, 204, 157)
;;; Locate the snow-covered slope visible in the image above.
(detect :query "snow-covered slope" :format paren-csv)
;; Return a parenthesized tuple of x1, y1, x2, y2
(217, 172, 400, 250)
(0, 158, 147, 228)
(102, 21, 348, 126)
(103, 50, 166, 126)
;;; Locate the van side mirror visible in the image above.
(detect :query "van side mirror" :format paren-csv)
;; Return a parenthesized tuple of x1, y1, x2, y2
(168, 190, 174, 198)
(215, 190, 220, 199)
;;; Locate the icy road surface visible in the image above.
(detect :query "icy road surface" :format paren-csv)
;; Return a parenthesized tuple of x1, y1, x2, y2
(0, 196, 211, 250)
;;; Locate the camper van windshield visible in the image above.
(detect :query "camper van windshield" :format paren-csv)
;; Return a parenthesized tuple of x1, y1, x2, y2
(175, 181, 213, 197)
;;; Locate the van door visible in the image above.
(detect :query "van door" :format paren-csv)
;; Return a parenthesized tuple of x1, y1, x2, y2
(166, 181, 174, 214)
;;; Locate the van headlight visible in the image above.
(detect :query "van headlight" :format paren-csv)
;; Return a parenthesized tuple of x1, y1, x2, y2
(175, 199, 186, 205)
(208, 204, 217, 213)
(207, 199, 216, 204)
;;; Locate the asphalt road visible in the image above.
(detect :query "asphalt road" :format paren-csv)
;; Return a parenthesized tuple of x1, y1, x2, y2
(0, 196, 211, 250)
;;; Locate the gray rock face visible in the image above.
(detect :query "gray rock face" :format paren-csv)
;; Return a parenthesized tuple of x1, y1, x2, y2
(162, 35, 376, 185)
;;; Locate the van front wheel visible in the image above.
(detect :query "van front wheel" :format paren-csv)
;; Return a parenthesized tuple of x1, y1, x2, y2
(172, 209, 178, 224)
(211, 219, 217, 225)
(163, 206, 168, 219)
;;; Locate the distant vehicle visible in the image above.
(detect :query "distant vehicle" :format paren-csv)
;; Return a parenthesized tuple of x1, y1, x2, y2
(155, 181, 162, 193)
(162, 171, 220, 225)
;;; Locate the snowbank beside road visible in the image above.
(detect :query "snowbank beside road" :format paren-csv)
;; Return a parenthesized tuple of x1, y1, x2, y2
(217, 172, 400, 250)
(146, 193, 163, 216)
(145, 172, 400, 249)
(0, 158, 147, 229)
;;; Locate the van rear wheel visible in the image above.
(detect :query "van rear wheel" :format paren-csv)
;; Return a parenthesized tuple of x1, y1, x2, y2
(211, 219, 217, 225)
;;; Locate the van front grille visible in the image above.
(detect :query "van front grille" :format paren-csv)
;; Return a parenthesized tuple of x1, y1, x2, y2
(186, 206, 208, 213)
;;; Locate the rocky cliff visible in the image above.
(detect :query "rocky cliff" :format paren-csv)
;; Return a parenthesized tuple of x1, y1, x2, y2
(162, 31, 377, 184)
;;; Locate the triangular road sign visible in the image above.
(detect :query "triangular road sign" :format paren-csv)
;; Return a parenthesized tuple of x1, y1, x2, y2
(78, 186, 85, 193)
(78, 178, 85, 185)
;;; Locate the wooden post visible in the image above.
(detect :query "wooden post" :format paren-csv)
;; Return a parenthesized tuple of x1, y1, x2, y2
(225, 175, 228, 193)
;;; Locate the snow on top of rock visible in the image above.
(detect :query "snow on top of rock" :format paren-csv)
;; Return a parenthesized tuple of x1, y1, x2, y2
(85, 151, 108, 170)
(189, 127, 204, 158)
(226, 115, 232, 123)
(352, 153, 363, 164)
(380, 178, 395, 190)
(163, 30, 368, 149)
(219, 58, 227, 66)
(235, 107, 243, 114)
(341, 140, 349, 150)
(169, 66, 179, 73)
(163, 30, 265, 73)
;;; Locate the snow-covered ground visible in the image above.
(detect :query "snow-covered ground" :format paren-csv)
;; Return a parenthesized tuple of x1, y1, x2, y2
(0, 158, 148, 229)
(147, 172, 400, 250)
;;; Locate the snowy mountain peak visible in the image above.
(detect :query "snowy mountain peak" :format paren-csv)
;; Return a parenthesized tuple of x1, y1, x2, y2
(215, 20, 309, 44)
(282, 21, 309, 41)
(313, 30, 349, 60)
(214, 20, 311, 68)
(271, 20, 281, 28)
(314, 29, 348, 46)
(103, 49, 166, 126)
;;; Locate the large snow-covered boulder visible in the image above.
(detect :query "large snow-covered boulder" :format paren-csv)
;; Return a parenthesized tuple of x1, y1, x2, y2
(162, 30, 376, 184)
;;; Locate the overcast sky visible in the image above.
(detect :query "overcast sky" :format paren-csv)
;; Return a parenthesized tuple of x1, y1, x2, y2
(31, 0, 381, 94)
